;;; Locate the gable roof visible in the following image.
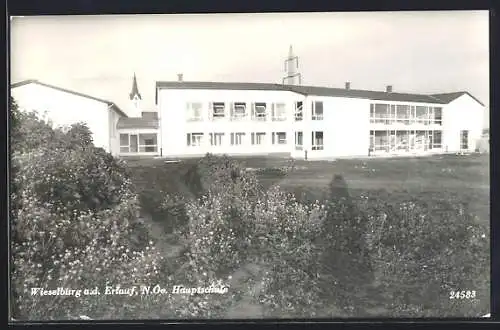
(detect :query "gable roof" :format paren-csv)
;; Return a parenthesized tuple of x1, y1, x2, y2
(155, 81, 484, 106)
(117, 117, 159, 129)
(11, 79, 128, 117)
(431, 92, 485, 106)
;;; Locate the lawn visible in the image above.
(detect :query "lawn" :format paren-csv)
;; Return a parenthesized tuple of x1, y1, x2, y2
(127, 153, 490, 225)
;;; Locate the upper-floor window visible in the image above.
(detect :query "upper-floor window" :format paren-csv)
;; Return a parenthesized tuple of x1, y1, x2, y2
(187, 132, 204, 147)
(231, 102, 247, 120)
(186, 102, 203, 121)
(230, 132, 245, 146)
(211, 102, 225, 120)
(210, 133, 224, 146)
(272, 132, 287, 145)
(312, 101, 324, 120)
(251, 132, 265, 145)
(434, 107, 442, 125)
(252, 102, 267, 121)
(295, 101, 303, 121)
(272, 103, 287, 121)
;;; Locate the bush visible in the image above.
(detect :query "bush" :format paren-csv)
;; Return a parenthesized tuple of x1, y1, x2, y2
(362, 191, 489, 317)
(10, 98, 163, 320)
(181, 154, 329, 317)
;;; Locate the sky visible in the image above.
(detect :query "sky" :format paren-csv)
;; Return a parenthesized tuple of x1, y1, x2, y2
(10, 11, 490, 127)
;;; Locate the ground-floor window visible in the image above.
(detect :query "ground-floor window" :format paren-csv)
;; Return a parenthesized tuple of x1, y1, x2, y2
(461, 130, 469, 150)
(272, 132, 287, 145)
(209, 132, 224, 146)
(120, 133, 158, 153)
(369, 129, 442, 153)
(187, 132, 204, 147)
(295, 131, 303, 150)
(312, 131, 324, 150)
(251, 132, 265, 145)
(231, 132, 245, 146)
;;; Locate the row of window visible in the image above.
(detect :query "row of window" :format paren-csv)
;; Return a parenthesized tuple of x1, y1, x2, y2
(186, 131, 325, 150)
(370, 103, 443, 125)
(120, 133, 158, 153)
(185, 101, 324, 122)
(369, 130, 442, 152)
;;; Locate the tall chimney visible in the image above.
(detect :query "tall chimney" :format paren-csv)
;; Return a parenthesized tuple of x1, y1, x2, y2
(386, 85, 393, 93)
(177, 73, 184, 82)
(345, 82, 351, 90)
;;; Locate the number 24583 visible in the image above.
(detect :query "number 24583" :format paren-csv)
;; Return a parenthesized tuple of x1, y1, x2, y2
(449, 290, 476, 299)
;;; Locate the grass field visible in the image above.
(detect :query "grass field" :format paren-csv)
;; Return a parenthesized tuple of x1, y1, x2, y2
(127, 153, 490, 225)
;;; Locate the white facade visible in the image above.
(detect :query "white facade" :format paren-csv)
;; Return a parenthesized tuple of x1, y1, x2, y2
(11, 79, 485, 160)
(155, 86, 486, 160)
(442, 94, 484, 153)
(11, 81, 126, 155)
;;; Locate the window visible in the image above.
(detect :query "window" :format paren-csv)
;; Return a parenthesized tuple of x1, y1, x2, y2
(272, 103, 287, 121)
(295, 101, 303, 121)
(272, 132, 287, 145)
(120, 134, 129, 153)
(209, 133, 224, 146)
(374, 130, 389, 151)
(370, 103, 392, 124)
(231, 102, 246, 120)
(211, 102, 225, 120)
(396, 105, 410, 124)
(120, 133, 157, 153)
(312, 131, 324, 150)
(433, 131, 442, 149)
(434, 107, 442, 125)
(252, 102, 267, 121)
(186, 102, 203, 121)
(295, 131, 303, 150)
(416, 106, 428, 124)
(461, 130, 469, 150)
(312, 101, 324, 120)
(251, 132, 265, 145)
(231, 132, 245, 145)
(187, 133, 204, 147)
(139, 133, 158, 152)
(396, 131, 409, 151)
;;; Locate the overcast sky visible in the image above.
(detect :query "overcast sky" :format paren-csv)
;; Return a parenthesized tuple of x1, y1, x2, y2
(10, 11, 489, 127)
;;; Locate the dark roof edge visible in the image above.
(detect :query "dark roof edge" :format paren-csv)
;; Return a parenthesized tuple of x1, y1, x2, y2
(155, 81, 484, 106)
(457, 92, 485, 107)
(11, 79, 128, 117)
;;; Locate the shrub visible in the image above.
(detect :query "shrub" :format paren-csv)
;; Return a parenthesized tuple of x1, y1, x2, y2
(182, 155, 329, 317)
(254, 186, 327, 317)
(362, 192, 489, 317)
(10, 98, 163, 320)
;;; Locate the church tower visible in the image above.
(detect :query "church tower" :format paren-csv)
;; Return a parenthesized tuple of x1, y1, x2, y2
(129, 72, 142, 117)
(282, 45, 302, 85)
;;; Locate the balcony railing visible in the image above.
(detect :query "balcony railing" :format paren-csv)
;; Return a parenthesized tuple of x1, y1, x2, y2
(370, 116, 442, 125)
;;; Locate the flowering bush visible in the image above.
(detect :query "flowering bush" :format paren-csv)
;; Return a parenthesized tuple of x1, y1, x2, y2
(362, 191, 489, 317)
(182, 155, 329, 318)
(10, 98, 163, 320)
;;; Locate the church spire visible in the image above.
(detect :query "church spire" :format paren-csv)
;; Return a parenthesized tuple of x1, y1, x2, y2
(129, 72, 142, 100)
